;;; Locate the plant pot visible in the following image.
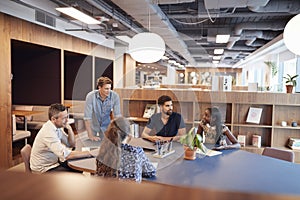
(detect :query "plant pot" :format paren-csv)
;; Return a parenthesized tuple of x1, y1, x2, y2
(184, 146, 197, 160)
(286, 85, 293, 93)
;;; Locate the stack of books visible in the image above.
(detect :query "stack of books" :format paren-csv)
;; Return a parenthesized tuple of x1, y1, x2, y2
(288, 138, 300, 150)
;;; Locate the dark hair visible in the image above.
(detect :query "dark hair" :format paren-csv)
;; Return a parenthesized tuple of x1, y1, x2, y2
(97, 77, 112, 89)
(157, 95, 172, 106)
(207, 107, 222, 142)
(96, 117, 130, 176)
(48, 103, 66, 120)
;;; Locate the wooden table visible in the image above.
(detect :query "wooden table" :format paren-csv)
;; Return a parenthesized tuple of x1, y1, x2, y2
(12, 110, 44, 131)
(1, 170, 297, 200)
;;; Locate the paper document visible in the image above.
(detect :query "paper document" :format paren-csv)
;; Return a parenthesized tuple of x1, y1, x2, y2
(151, 162, 158, 169)
(196, 148, 222, 157)
(128, 137, 156, 151)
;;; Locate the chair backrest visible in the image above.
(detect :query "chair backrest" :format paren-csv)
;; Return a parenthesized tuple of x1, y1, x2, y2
(20, 144, 32, 173)
(262, 147, 295, 162)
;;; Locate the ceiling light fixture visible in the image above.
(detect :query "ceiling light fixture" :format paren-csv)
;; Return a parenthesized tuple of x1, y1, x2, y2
(168, 59, 176, 64)
(283, 14, 300, 55)
(56, 7, 100, 24)
(216, 34, 230, 43)
(214, 49, 224, 54)
(128, 8, 165, 63)
(213, 56, 222, 60)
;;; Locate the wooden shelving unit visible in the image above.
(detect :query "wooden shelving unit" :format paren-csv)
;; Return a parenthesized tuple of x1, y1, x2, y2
(115, 88, 300, 162)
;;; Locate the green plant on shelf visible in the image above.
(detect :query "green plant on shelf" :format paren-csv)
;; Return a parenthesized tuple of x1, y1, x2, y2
(283, 74, 299, 87)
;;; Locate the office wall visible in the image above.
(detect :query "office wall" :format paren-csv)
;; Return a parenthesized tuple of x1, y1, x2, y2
(12, 40, 61, 105)
(0, 12, 114, 168)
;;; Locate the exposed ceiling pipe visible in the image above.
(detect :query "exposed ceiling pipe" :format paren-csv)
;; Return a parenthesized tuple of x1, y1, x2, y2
(230, 46, 256, 51)
(234, 21, 286, 36)
(85, 0, 141, 34)
(203, 0, 270, 10)
(110, 0, 197, 65)
(155, 0, 195, 4)
(246, 39, 266, 47)
(249, 0, 300, 14)
(227, 37, 240, 49)
(242, 30, 278, 46)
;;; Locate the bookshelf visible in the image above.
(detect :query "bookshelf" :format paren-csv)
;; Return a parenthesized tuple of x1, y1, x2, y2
(115, 88, 300, 162)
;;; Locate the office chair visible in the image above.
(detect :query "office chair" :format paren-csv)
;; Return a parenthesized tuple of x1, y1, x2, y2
(20, 144, 32, 173)
(262, 147, 295, 162)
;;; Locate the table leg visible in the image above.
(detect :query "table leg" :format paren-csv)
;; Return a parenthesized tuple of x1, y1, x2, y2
(24, 117, 27, 131)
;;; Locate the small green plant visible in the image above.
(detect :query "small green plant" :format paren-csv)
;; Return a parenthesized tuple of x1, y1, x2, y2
(180, 127, 206, 153)
(283, 74, 299, 87)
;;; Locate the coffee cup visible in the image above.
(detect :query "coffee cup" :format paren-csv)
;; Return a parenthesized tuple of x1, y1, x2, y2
(291, 121, 298, 127)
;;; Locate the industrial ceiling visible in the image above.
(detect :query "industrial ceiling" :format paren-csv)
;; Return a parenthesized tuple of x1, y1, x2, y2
(8, 0, 300, 68)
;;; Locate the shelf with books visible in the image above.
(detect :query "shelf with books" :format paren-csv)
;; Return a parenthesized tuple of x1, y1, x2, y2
(272, 128, 300, 148)
(123, 98, 156, 119)
(115, 88, 300, 162)
(232, 126, 272, 148)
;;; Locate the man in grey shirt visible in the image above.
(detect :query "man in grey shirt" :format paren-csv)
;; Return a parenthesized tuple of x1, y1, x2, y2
(84, 77, 121, 141)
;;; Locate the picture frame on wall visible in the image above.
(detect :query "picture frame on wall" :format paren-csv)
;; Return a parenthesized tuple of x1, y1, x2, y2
(143, 104, 157, 118)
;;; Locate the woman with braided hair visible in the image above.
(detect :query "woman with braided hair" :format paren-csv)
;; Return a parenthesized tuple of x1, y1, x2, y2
(96, 117, 156, 182)
(196, 107, 240, 150)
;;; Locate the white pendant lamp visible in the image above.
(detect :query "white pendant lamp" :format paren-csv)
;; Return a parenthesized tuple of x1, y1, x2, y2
(128, 32, 165, 63)
(283, 14, 300, 55)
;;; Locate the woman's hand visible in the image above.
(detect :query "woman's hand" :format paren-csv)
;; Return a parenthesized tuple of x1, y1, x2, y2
(88, 134, 101, 141)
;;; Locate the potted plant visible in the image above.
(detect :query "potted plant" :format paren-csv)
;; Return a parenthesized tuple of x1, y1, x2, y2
(180, 127, 207, 160)
(283, 74, 299, 93)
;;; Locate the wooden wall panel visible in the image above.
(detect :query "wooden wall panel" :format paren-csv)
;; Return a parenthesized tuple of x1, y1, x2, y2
(0, 13, 13, 169)
(0, 13, 114, 168)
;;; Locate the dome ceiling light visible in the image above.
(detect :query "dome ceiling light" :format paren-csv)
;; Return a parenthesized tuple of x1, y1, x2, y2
(283, 14, 300, 55)
(128, 32, 165, 63)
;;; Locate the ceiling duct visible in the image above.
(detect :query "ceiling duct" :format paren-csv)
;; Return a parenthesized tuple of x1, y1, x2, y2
(248, 0, 300, 14)
(234, 21, 286, 36)
(203, 0, 270, 10)
(110, 0, 196, 65)
(156, 0, 195, 4)
(227, 21, 285, 49)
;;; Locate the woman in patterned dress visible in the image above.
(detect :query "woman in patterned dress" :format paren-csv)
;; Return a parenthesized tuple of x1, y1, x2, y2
(196, 107, 240, 150)
(96, 117, 156, 182)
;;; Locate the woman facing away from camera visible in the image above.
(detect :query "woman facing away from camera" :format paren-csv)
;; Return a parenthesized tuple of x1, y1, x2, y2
(95, 117, 156, 182)
(197, 107, 240, 150)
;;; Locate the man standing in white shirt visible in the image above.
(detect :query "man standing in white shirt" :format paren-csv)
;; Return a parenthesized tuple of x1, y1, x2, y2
(30, 103, 91, 173)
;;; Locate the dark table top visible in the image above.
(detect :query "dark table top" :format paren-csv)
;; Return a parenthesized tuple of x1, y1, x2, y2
(147, 149, 300, 195)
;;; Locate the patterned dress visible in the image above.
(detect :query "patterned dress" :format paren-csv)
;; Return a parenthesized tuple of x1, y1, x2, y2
(96, 143, 156, 182)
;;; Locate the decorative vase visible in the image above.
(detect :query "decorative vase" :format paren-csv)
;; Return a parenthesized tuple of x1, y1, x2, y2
(286, 85, 293, 93)
(184, 146, 197, 160)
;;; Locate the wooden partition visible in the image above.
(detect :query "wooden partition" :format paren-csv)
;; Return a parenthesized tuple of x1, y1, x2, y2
(0, 13, 114, 168)
(115, 88, 300, 162)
